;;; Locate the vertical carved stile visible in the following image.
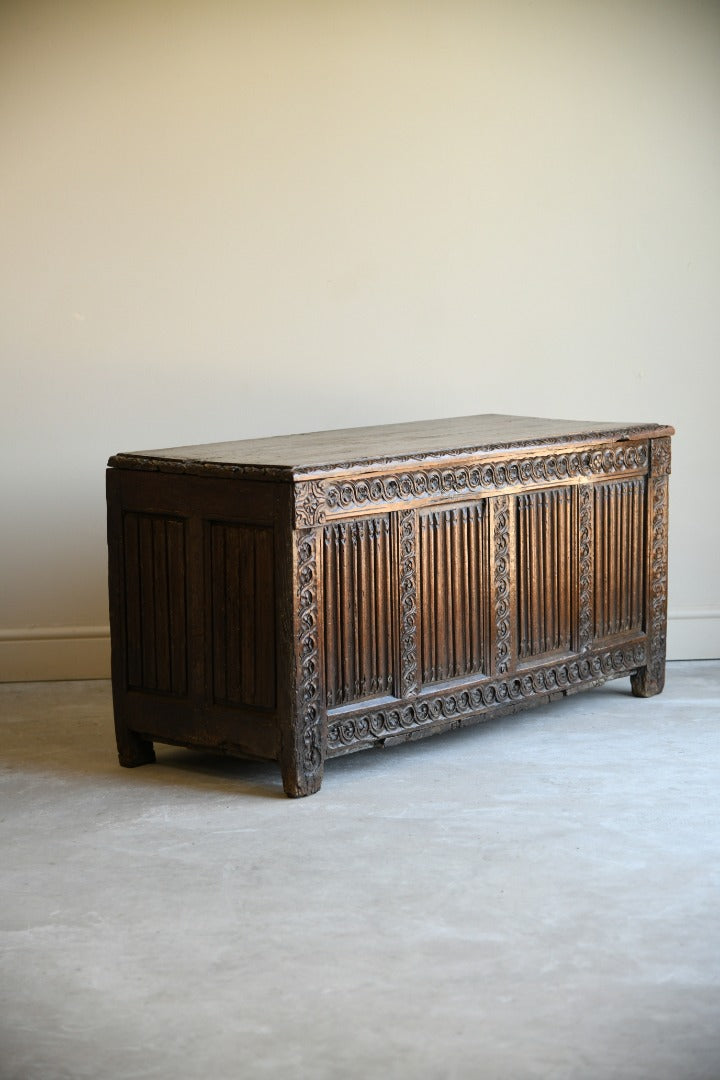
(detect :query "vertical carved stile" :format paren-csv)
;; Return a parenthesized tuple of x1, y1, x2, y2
(577, 485, 594, 651)
(295, 528, 325, 785)
(399, 509, 419, 698)
(491, 495, 512, 674)
(631, 437, 670, 696)
(418, 502, 488, 684)
(646, 473, 669, 683)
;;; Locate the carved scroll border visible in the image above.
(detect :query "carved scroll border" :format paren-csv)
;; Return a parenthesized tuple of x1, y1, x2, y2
(295, 442, 650, 525)
(491, 496, 512, 674)
(327, 643, 646, 752)
(295, 528, 324, 780)
(577, 485, 594, 651)
(398, 509, 419, 698)
(645, 437, 671, 686)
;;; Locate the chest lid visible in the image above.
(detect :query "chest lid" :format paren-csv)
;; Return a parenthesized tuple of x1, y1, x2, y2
(108, 413, 672, 483)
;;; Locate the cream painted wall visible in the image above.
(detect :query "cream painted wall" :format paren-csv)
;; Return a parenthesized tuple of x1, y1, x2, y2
(1, 0, 719, 679)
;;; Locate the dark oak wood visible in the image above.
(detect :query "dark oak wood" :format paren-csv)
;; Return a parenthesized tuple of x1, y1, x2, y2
(107, 414, 673, 797)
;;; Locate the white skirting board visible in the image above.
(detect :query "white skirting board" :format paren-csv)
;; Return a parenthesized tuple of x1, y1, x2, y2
(0, 627, 111, 682)
(0, 613, 718, 682)
(665, 610, 720, 665)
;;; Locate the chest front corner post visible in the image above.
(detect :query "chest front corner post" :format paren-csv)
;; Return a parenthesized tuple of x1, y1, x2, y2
(280, 523, 327, 797)
(631, 437, 671, 698)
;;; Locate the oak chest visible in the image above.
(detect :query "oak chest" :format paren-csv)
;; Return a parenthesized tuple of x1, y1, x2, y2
(107, 414, 673, 797)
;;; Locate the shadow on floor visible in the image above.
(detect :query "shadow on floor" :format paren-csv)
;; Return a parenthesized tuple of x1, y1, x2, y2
(0, 672, 643, 799)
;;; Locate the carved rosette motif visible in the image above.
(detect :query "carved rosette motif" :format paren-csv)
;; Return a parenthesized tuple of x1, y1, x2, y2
(651, 437, 672, 477)
(577, 485, 593, 650)
(294, 481, 326, 528)
(492, 497, 511, 674)
(296, 530, 323, 777)
(327, 644, 646, 751)
(321, 443, 649, 517)
(647, 475, 669, 685)
(398, 509, 418, 697)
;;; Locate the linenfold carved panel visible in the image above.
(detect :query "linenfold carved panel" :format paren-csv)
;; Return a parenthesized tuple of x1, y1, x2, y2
(209, 522, 275, 709)
(418, 503, 489, 685)
(516, 488, 573, 659)
(592, 479, 645, 640)
(123, 512, 188, 695)
(322, 516, 395, 707)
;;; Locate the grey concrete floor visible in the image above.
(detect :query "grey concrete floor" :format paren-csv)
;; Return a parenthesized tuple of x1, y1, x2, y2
(1, 662, 719, 1080)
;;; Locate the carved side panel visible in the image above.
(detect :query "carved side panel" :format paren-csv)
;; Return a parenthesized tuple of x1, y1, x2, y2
(323, 515, 395, 707)
(208, 522, 275, 708)
(592, 478, 645, 640)
(516, 488, 573, 659)
(418, 503, 489, 685)
(123, 512, 188, 695)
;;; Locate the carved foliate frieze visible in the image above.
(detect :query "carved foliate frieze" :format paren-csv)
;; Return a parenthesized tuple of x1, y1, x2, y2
(316, 442, 649, 518)
(327, 644, 646, 751)
(296, 529, 323, 777)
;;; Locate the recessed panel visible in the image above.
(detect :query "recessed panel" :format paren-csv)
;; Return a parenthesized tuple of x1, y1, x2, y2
(593, 478, 645, 640)
(123, 512, 188, 695)
(323, 516, 395, 707)
(516, 488, 573, 659)
(418, 503, 489, 684)
(209, 522, 275, 709)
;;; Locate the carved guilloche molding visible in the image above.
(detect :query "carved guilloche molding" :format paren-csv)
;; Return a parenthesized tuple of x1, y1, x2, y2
(294, 441, 650, 525)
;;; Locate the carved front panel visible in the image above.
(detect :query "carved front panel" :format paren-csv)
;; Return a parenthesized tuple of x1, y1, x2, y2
(123, 512, 188, 695)
(323, 516, 395, 707)
(209, 522, 275, 709)
(516, 488, 574, 659)
(418, 503, 489, 684)
(593, 478, 645, 640)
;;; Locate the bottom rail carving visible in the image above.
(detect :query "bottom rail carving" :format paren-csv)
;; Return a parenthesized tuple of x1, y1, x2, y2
(327, 642, 646, 753)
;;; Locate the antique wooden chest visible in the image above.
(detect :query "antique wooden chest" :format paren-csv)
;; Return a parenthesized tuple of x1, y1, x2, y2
(107, 414, 673, 797)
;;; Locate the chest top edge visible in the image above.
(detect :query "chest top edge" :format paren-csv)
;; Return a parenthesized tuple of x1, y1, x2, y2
(107, 414, 674, 483)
